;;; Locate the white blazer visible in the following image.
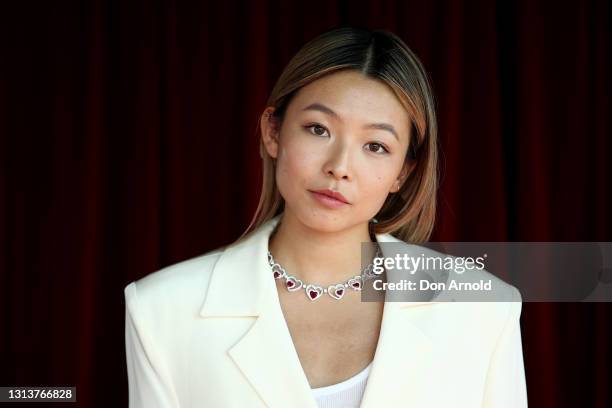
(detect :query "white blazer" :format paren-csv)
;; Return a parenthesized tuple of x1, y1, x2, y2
(125, 215, 528, 407)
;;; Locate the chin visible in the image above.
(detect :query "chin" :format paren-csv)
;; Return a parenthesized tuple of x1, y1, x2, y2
(296, 208, 361, 233)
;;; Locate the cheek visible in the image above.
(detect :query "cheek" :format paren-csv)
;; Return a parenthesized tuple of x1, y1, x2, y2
(357, 163, 399, 203)
(359, 155, 399, 184)
(275, 139, 320, 192)
(366, 173, 393, 199)
(281, 134, 324, 171)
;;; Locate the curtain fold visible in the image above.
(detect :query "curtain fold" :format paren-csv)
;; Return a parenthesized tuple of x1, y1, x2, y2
(1, 0, 609, 406)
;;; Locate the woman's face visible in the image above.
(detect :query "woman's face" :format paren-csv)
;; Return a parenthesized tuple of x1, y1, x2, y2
(263, 70, 412, 233)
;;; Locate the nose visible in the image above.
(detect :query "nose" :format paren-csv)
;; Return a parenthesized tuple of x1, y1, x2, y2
(323, 141, 352, 181)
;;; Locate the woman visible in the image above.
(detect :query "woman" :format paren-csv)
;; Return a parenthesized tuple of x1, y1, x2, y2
(125, 27, 527, 407)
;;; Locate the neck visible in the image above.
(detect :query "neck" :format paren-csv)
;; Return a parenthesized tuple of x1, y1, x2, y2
(268, 210, 378, 286)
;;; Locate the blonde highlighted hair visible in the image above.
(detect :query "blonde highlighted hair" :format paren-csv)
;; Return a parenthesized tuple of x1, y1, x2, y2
(242, 27, 438, 243)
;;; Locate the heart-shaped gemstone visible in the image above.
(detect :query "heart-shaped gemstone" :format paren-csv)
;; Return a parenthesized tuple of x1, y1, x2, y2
(348, 276, 362, 291)
(328, 284, 345, 300)
(285, 276, 303, 292)
(305, 284, 323, 301)
(272, 264, 284, 279)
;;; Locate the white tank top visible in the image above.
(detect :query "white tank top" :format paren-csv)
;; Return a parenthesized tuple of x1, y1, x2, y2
(311, 363, 372, 408)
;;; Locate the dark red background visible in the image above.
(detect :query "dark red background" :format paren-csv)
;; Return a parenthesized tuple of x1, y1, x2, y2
(1, 0, 609, 406)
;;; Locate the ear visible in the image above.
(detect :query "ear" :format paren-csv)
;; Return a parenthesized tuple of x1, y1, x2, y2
(260, 107, 281, 159)
(390, 160, 415, 193)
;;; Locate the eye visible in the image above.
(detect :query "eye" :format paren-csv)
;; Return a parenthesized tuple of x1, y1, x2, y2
(304, 124, 330, 137)
(366, 142, 390, 154)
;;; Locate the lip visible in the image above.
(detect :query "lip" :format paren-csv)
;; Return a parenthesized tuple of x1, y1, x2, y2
(309, 189, 350, 209)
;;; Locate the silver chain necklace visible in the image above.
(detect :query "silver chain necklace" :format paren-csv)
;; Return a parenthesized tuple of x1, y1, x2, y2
(267, 248, 381, 301)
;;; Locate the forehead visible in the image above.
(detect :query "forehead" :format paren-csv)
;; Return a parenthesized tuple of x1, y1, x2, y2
(287, 70, 411, 137)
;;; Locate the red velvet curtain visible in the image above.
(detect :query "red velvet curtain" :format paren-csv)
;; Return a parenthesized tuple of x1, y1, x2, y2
(1, 0, 609, 406)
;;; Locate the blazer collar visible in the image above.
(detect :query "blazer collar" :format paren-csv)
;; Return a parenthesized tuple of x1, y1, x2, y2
(199, 214, 443, 407)
(199, 214, 441, 317)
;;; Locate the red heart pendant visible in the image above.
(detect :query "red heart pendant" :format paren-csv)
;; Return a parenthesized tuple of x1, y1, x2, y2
(305, 284, 323, 301)
(272, 264, 284, 279)
(328, 284, 346, 300)
(285, 276, 303, 292)
(348, 276, 362, 291)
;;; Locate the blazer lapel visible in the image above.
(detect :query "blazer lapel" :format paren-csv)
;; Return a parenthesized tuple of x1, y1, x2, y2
(200, 214, 443, 407)
(228, 292, 319, 407)
(360, 232, 445, 407)
(200, 215, 317, 407)
(359, 301, 441, 407)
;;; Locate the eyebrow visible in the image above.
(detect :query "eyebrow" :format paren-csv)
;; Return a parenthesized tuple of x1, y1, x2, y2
(302, 102, 400, 141)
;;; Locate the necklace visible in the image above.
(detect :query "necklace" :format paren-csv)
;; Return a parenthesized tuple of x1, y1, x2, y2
(267, 248, 381, 301)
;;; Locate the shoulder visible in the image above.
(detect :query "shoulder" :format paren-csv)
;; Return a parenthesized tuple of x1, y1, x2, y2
(124, 247, 225, 318)
(403, 245, 523, 354)
(414, 244, 523, 339)
(376, 234, 522, 326)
